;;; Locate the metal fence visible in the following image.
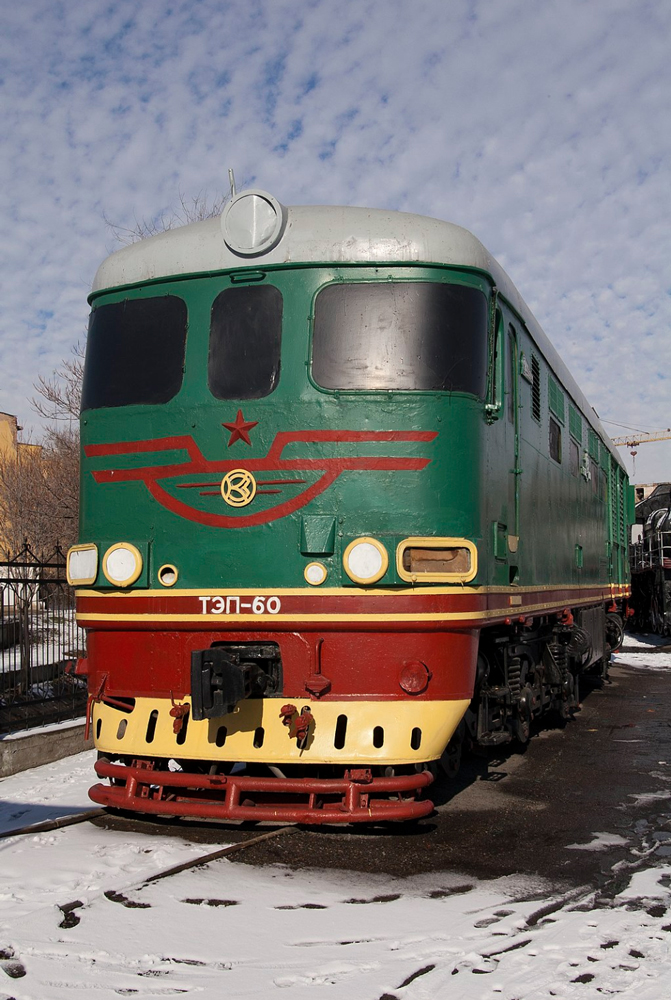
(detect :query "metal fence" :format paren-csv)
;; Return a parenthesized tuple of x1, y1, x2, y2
(0, 543, 87, 734)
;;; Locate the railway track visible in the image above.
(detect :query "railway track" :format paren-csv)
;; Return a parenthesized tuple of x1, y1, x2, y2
(1, 806, 297, 904)
(2, 808, 298, 958)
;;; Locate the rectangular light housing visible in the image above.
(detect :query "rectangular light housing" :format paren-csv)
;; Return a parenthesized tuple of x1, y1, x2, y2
(397, 537, 477, 583)
(67, 544, 98, 586)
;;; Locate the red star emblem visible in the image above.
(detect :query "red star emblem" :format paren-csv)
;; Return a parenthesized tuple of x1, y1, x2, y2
(222, 409, 258, 447)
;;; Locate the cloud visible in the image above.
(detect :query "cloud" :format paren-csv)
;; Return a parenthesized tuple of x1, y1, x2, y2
(0, 0, 669, 481)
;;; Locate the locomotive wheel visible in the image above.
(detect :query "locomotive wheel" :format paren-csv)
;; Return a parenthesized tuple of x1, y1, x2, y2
(605, 613, 625, 653)
(514, 683, 534, 744)
(439, 722, 464, 779)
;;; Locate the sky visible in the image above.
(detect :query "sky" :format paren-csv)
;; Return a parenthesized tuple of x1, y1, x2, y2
(0, 0, 669, 483)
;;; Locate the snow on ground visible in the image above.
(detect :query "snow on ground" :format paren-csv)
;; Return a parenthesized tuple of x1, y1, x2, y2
(566, 832, 630, 852)
(613, 632, 671, 671)
(0, 750, 98, 832)
(1, 753, 670, 998)
(622, 634, 670, 651)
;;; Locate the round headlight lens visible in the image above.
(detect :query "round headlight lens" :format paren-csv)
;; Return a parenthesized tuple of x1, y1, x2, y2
(102, 543, 143, 587)
(343, 538, 388, 584)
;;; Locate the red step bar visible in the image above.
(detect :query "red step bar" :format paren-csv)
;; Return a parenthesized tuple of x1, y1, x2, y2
(90, 758, 435, 824)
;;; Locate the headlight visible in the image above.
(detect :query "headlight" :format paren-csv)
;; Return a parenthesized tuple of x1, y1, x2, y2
(396, 537, 477, 583)
(66, 544, 98, 586)
(102, 543, 143, 587)
(343, 537, 388, 585)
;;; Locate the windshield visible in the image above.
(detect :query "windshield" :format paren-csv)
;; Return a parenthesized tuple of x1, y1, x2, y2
(208, 285, 283, 400)
(312, 281, 488, 394)
(82, 296, 187, 410)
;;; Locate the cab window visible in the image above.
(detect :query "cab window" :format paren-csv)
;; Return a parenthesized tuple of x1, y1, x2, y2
(312, 282, 488, 394)
(82, 296, 187, 410)
(569, 438, 580, 476)
(209, 285, 282, 399)
(549, 417, 562, 463)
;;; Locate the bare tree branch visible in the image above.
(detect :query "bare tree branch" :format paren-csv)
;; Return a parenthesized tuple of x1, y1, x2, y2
(0, 431, 78, 556)
(31, 343, 84, 423)
(2, 190, 227, 556)
(104, 189, 228, 246)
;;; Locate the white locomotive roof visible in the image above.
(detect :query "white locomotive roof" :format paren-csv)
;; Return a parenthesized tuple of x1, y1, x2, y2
(92, 202, 507, 292)
(91, 194, 619, 460)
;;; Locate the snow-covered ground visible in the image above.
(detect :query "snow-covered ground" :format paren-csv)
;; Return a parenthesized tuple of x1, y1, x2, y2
(1, 754, 670, 1000)
(0, 636, 670, 999)
(614, 632, 671, 671)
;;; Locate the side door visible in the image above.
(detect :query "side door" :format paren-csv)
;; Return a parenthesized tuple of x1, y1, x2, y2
(507, 323, 521, 569)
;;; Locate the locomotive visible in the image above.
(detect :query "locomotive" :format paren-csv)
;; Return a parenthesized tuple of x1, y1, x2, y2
(68, 189, 633, 823)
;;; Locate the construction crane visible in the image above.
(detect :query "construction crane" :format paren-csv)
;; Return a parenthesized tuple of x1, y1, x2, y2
(610, 430, 671, 471)
(611, 429, 671, 451)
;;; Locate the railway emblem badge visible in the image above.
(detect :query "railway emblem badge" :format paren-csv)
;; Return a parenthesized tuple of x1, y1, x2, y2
(85, 427, 437, 529)
(221, 469, 257, 507)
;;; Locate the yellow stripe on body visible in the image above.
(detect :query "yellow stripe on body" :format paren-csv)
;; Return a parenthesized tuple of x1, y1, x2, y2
(93, 696, 471, 766)
(77, 582, 627, 598)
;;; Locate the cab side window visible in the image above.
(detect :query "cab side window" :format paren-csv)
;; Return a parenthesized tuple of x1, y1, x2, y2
(312, 282, 488, 395)
(549, 417, 562, 463)
(209, 285, 283, 399)
(569, 438, 580, 476)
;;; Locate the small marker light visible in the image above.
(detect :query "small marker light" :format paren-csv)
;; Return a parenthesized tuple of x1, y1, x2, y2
(304, 562, 327, 586)
(158, 564, 179, 587)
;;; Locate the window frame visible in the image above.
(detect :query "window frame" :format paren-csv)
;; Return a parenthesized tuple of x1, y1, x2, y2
(549, 415, 563, 464)
(81, 293, 188, 412)
(569, 438, 580, 476)
(308, 276, 491, 397)
(208, 283, 283, 401)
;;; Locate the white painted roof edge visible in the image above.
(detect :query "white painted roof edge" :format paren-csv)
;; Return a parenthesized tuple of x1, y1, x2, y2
(92, 205, 504, 291)
(91, 204, 618, 460)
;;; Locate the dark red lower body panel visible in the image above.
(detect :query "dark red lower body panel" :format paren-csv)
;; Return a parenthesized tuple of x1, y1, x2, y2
(91, 758, 435, 824)
(85, 627, 478, 701)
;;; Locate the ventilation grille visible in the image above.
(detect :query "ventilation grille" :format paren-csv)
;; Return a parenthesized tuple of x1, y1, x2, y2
(569, 404, 582, 443)
(618, 473, 626, 544)
(610, 459, 618, 540)
(548, 374, 565, 423)
(531, 355, 541, 422)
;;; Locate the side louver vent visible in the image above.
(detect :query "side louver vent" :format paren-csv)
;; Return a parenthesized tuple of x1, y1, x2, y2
(531, 354, 541, 423)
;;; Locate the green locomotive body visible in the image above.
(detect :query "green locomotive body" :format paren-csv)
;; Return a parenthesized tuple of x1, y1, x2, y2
(70, 191, 633, 822)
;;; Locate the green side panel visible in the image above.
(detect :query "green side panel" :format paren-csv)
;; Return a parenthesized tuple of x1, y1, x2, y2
(626, 482, 636, 530)
(300, 516, 336, 555)
(492, 520, 508, 560)
(588, 428, 600, 460)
